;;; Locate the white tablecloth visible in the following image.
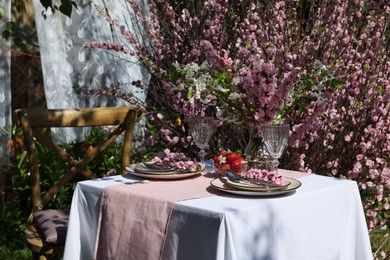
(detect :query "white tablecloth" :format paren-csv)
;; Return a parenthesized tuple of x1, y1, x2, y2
(63, 173, 372, 260)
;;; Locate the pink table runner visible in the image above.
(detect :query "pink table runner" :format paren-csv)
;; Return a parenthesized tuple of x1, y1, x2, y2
(95, 174, 219, 260)
(95, 170, 311, 260)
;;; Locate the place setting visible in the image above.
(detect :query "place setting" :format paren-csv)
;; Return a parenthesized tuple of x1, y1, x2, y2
(210, 123, 302, 196)
(126, 161, 205, 180)
(126, 116, 214, 180)
(211, 171, 302, 197)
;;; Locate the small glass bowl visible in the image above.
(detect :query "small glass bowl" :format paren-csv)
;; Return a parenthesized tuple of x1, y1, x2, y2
(215, 161, 248, 176)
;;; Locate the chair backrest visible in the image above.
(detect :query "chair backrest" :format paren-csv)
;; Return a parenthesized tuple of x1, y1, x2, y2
(14, 107, 142, 211)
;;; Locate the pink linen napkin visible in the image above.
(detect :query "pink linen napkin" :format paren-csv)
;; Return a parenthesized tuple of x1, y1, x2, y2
(278, 169, 312, 179)
(95, 175, 218, 260)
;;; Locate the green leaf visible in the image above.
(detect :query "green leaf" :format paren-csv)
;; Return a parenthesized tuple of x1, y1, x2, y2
(41, 10, 47, 20)
(187, 87, 193, 99)
(301, 75, 315, 88)
(378, 85, 384, 95)
(17, 151, 28, 170)
(0, 8, 4, 19)
(40, 0, 53, 10)
(13, 37, 28, 52)
(243, 41, 251, 47)
(73, 85, 82, 94)
(330, 79, 343, 91)
(59, 0, 73, 17)
(363, 64, 370, 72)
(5, 21, 14, 30)
(2, 30, 10, 40)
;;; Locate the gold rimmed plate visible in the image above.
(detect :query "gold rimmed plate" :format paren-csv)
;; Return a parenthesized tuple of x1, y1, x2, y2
(126, 163, 203, 180)
(210, 177, 301, 196)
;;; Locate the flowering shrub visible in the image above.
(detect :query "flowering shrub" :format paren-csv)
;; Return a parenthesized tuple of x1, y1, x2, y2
(84, 0, 389, 244)
(277, 2, 390, 236)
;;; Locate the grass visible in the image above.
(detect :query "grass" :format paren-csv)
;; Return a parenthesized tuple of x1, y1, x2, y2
(0, 246, 31, 260)
(371, 229, 390, 259)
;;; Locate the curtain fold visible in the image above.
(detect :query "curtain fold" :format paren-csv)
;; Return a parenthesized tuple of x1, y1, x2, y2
(32, 0, 148, 143)
(0, 0, 11, 165)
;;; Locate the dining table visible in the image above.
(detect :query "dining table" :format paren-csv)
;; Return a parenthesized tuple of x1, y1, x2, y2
(63, 164, 373, 260)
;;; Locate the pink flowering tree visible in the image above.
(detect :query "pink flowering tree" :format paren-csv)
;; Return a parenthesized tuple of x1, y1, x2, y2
(83, 0, 301, 154)
(82, 0, 389, 243)
(278, 1, 389, 239)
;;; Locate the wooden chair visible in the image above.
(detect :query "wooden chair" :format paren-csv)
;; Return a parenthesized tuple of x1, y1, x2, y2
(14, 107, 142, 259)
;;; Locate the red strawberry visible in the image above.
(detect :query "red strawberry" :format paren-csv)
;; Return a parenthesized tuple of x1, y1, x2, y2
(217, 163, 231, 176)
(226, 154, 235, 163)
(213, 155, 220, 164)
(231, 157, 245, 173)
(226, 153, 242, 163)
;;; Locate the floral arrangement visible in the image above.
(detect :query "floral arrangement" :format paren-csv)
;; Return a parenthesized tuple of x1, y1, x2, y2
(152, 148, 204, 173)
(163, 61, 244, 124)
(213, 150, 246, 175)
(241, 169, 287, 186)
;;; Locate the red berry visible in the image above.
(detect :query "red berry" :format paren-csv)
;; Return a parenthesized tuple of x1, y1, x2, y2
(213, 155, 219, 164)
(221, 163, 231, 171)
(226, 154, 235, 164)
(226, 153, 242, 163)
(231, 157, 245, 173)
(217, 163, 231, 176)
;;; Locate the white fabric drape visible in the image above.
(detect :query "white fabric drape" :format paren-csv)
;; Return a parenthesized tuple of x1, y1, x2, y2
(32, 0, 149, 143)
(0, 0, 11, 165)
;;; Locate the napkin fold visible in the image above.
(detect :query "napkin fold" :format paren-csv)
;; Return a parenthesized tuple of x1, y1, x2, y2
(278, 169, 312, 179)
(95, 175, 218, 260)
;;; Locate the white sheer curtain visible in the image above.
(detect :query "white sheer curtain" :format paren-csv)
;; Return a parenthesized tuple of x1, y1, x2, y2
(32, 0, 149, 143)
(0, 0, 11, 165)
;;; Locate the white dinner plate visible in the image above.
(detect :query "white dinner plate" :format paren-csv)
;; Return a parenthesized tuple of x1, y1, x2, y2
(210, 177, 301, 196)
(126, 163, 202, 180)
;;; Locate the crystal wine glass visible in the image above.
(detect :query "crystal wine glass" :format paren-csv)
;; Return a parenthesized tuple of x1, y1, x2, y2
(189, 116, 214, 163)
(262, 123, 289, 171)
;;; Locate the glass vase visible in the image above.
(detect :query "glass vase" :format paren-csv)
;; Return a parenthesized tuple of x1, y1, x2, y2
(244, 124, 275, 171)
